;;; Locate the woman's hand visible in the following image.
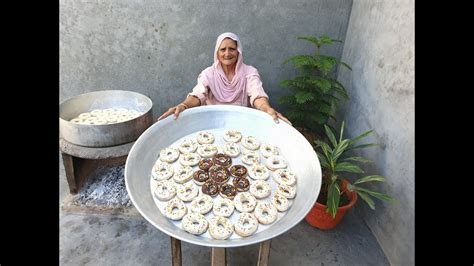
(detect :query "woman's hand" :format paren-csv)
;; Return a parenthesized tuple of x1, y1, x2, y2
(157, 104, 187, 121)
(262, 106, 292, 125)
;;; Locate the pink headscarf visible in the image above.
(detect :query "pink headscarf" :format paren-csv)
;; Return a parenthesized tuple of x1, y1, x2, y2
(201, 32, 259, 106)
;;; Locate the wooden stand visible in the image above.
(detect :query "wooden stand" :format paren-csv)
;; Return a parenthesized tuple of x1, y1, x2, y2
(59, 138, 134, 194)
(170, 237, 271, 266)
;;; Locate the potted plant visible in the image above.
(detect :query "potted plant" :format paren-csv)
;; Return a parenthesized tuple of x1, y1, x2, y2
(278, 35, 352, 139)
(305, 121, 395, 230)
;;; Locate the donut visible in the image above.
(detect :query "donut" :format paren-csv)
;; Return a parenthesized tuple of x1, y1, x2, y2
(173, 165, 194, 184)
(178, 139, 198, 154)
(241, 136, 261, 150)
(213, 198, 235, 217)
(192, 170, 209, 185)
(70, 118, 83, 124)
(248, 164, 270, 180)
(201, 180, 219, 197)
(272, 169, 297, 186)
(233, 192, 257, 213)
(234, 213, 259, 237)
(271, 193, 290, 212)
(181, 213, 209, 235)
(179, 152, 201, 167)
(208, 166, 230, 184)
(163, 198, 188, 220)
(265, 155, 288, 171)
(223, 130, 242, 143)
(209, 216, 234, 240)
(276, 184, 297, 199)
(198, 158, 214, 171)
(78, 112, 92, 119)
(229, 165, 248, 178)
(151, 161, 174, 181)
(196, 144, 218, 158)
(260, 143, 280, 158)
(241, 150, 260, 165)
(90, 109, 104, 116)
(176, 182, 199, 202)
(223, 142, 240, 157)
(232, 176, 250, 192)
(249, 180, 271, 199)
(159, 147, 180, 163)
(190, 194, 213, 214)
(254, 201, 278, 225)
(153, 180, 177, 201)
(197, 131, 215, 144)
(212, 153, 232, 168)
(219, 184, 237, 200)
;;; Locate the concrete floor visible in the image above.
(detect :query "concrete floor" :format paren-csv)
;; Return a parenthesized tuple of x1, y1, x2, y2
(59, 153, 389, 266)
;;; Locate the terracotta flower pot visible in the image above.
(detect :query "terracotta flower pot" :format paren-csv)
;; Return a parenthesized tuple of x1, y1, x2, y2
(305, 180, 358, 230)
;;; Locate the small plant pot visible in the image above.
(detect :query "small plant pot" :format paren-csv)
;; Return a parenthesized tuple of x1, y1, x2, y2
(305, 180, 358, 230)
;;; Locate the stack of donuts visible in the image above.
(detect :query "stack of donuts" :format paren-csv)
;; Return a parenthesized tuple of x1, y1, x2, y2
(69, 108, 144, 125)
(150, 129, 298, 240)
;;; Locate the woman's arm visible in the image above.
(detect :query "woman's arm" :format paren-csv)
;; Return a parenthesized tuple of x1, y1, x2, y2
(254, 97, 292, 125)
(157, 95, 201, 121)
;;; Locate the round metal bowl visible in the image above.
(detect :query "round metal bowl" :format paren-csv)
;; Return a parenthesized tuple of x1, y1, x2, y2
(59, 90, 153, 147)
(125, 105, 321, 248)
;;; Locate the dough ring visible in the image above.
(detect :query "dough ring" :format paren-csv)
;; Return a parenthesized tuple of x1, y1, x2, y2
(197, 131, 215, 144)
(260, 143, 280, 158)
(241, 150, 260, 165)
(223, 142, 241, 157)
(209, 166, 230, 184)
(230, 164, 248, 178)
(265, 155, 288, 171)
(241, 136, 261, 150)
(254, 201, 278, 225)
(272, 169, 297, 186)
(70, 118, 83, 124)
(209, 216, 234, 240)
(192, 169, 209, 186)
(219, 184, 237, 200)
(249, 180, 271, 199)
(198, 158, 214, 171)
(234, 213, 259, 237)
(276, 184, 297, 199)
(201, 180, 219, 197)
(163, 198, 187, 220)
(232, 177, 250, 192)
(178, 139, 198, 154)
(159, 147, 180, 163)
(212, 198, 235, 217)
(248, 164, 270, 180)
(179, 152, 201, 166)
(197, 144, 218, 158)
(233, 192, 257, 213)
(176, 182, 199, 202)
(190, 194, 213, 215)
(271, 193, 290, 212)
(173, 165, 194, 184)
(181, 212, 209, 235)
(151, 161, 174, 181)
(78, 112, 92, 119)
(153, 180, 177, 201)
(212, 153, 232, 168)
(90, 109, 104, 116)
(223, 130, 242, 143)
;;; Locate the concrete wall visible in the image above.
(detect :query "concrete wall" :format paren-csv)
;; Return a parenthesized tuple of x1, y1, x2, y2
(60, 0, 353, 117)
(337, 0, 414, 265)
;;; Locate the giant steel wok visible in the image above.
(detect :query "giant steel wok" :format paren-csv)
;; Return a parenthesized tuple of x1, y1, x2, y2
(125, 105, 321, 248)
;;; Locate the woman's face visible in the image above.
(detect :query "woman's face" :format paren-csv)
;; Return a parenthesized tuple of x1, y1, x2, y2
(217, 38, 238, 67)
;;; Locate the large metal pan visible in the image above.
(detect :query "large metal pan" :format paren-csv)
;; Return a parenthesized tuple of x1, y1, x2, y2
(125, 105, 321, 247)
(59, 90, 153, 147)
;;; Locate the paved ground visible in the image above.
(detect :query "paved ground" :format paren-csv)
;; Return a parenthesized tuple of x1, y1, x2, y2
(59, 153, 389, 266)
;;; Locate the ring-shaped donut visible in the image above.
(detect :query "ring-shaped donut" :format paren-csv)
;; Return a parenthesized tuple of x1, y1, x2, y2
(213, 153, 232, 168)
(173, 165, 194, 184)
(223, 130, 242, 143)
(163, 198, 188, 220)
(209, 216, 234, 240)
(179, 152, 201, 167)
(219, 184, 237, 200)
(212, 198, 235, 217)
(201, 180, 219, 197)
(260, 143, 280, 158)
(233, 192, 257, 213)
(223, 142, 241, 157)
(178, 139, 198, 154)
(181, 212, 208, 235)
(271, 193, 290, 212)
(209, 166, 230, 184)
(241, 136, 260, 150)
(276, 183, 297, 199)
(197, 131, 215, 144)
(241, 150, 260, 165)
(248, 164, 270, 180)
(198, 158, 214, 171)
(176, 182, 199, 202)
(254, 201, 278, 225)
(151, 161, 174, 181)
(232, 176, 250, 192)
(192, 170, 209, 185)
(265, 155, 288, 171)
(159, 147, 180, 163)
(234, 213, 259, 237)
(229, 165, 248, 178)
(197, 144, 218, 158)
(272, 169, 297, 186)
(153, 180, 177, 201)
(249, 180, 271, 199)
(190, 194, 213, 214)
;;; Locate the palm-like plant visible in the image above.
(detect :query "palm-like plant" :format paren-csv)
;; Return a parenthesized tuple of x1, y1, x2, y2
(314, 121, 394, 218)
(279, 35, 352, 135)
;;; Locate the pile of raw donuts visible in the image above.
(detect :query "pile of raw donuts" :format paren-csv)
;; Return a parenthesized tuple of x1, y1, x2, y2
(150, 130, 297, 239)
(69, 108, 144, 125)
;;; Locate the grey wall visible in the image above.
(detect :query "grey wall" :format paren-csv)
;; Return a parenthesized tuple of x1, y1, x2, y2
(337, 0, 414, 265)
(60, 0, 352, 117)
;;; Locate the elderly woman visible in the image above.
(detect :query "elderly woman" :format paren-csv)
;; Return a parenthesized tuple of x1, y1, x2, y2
(158, 32, 291, 125)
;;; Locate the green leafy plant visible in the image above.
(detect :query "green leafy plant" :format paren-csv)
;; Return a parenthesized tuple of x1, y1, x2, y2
(315, 121, 394, 218)
(279, 35, 352, 135)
